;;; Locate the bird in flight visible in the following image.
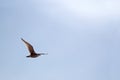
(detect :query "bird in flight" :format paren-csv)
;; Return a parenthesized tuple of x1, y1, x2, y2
(21, 38, 47, 58)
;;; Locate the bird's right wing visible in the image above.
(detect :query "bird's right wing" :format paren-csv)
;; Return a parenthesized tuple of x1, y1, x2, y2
(21, 38, 35, 54)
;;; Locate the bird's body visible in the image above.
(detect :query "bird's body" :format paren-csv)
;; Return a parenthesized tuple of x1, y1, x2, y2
(21, 38, 47, 58)
(26, 54, 40, 58)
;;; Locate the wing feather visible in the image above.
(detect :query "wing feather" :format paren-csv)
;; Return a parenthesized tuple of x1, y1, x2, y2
(21, 38, 36, 54)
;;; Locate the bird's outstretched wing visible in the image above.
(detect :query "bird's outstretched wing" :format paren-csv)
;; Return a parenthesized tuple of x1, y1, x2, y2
(21, 38, 36, 54)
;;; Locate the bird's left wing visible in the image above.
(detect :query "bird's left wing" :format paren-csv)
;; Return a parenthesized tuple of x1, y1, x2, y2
(21, 38, 35, 54)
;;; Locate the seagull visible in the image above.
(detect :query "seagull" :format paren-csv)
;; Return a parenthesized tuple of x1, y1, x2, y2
(21, 38, 47, 58)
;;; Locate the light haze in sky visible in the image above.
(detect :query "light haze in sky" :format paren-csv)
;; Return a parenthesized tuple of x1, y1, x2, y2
(0, 0, 120, 80)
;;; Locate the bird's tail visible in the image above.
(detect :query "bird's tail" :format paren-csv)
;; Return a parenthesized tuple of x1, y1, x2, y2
(40, 53, 48, 55)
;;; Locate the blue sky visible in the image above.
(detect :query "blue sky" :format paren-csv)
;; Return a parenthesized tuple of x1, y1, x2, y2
(0, 0, 120, 80)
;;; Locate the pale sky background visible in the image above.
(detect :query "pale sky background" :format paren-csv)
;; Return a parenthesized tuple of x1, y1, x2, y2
(0, 0, 120, 80)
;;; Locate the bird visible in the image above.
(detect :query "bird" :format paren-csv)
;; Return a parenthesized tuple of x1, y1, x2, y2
(21, 38, 47, 58)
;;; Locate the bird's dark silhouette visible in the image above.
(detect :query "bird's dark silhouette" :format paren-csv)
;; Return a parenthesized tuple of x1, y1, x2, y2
(21, 38, 47, 58)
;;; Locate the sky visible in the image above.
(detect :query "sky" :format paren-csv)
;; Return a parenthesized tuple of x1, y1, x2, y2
(0, 0, 120, 80)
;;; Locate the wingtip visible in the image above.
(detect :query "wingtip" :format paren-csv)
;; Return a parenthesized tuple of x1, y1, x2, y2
(21, 38, 24, 40)
(21, 38, 26, 42)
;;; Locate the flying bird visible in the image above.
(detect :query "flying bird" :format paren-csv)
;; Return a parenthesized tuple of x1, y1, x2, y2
(21, 38, 47, 58)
